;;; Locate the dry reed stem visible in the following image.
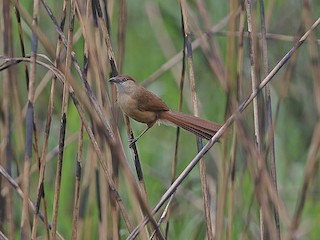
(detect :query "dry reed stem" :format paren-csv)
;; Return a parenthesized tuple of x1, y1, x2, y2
(0, 231, 8, 240)
(14, 0, 29, 88)
(180, 1, 214, 239)
(51, 0, 76, 238)
(259, 0, 281, 238)
(70, 76, 84, 240)
(12, 0, 27, 155)
(226, 1, 245, 239)
(245, 0, 269, 237)
(2, 0, 14, 237)
(216, 0, 239, 239)
(20, 0, 40, 238)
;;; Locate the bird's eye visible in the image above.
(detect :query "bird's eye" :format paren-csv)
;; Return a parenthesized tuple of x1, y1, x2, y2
(119, 77, 127, 84)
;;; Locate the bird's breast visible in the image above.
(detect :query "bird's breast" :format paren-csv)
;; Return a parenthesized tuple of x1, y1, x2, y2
(118, 94, 157, 124)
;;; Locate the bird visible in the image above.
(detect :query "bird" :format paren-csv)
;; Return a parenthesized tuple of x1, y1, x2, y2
(109, 74, 221, 147)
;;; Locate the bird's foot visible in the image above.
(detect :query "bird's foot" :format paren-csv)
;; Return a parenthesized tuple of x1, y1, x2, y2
(128, 138, 138, 148)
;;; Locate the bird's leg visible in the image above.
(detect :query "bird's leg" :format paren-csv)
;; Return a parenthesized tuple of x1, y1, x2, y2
(129, 125, 152, 148)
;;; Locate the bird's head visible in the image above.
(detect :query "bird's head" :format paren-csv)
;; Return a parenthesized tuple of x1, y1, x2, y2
(109, 74, 137, 93)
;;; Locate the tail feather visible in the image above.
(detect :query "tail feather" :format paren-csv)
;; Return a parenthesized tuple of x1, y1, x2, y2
(160, 111, 221, 140)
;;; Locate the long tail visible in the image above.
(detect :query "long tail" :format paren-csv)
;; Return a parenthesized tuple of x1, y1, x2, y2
(160, 111, 221, 140)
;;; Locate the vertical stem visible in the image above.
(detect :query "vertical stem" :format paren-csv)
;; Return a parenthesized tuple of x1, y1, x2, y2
(21, 0, 40, 238)
(71, 123, 84, 239)
(180, 1, 213, 239)
(259, 0, 281, 239)
(245, 0, 266, 238)
(2, 0, 14, 238)
(51, 0, 76, 238)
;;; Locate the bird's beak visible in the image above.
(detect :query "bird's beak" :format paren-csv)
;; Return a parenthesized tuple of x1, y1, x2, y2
(108, 76, 117, 83)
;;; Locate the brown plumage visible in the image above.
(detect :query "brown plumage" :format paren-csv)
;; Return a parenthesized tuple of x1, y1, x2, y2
(160, 111, 220, 140)
(109, 74, 221, 145)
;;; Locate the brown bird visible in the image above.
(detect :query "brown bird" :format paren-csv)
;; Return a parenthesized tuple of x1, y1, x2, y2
(109, 74, 221, 146)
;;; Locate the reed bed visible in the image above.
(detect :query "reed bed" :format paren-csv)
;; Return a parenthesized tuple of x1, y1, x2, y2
(0, 0, 320, 239)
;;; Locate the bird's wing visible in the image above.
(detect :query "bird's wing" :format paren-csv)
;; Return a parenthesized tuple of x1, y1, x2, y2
(136, 86, 169, 112)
